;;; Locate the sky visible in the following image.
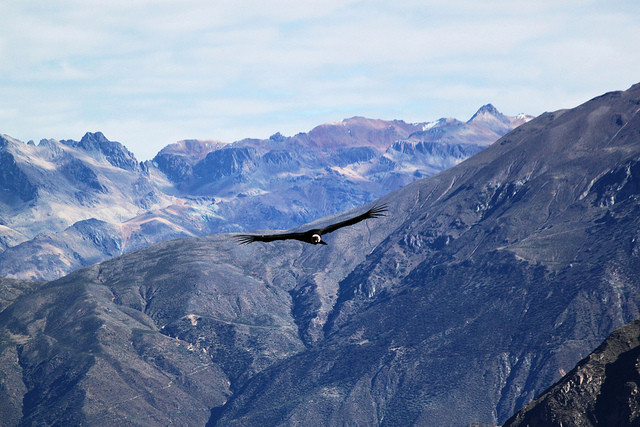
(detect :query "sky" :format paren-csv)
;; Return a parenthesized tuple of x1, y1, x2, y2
(1, 1, 639, 160)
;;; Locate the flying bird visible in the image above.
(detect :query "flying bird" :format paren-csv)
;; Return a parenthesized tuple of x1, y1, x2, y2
(235, 204, 388, 245)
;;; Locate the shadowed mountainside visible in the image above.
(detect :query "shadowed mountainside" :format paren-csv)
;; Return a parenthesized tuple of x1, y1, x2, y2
(504, 318, 640, 426)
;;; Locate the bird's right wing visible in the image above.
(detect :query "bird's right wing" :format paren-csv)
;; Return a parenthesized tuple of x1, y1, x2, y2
(319, 203, 388, 235)
(234, 232, 306, 245)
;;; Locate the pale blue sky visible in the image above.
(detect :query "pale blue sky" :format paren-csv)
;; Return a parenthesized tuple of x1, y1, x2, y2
(1, 0, 639, 160)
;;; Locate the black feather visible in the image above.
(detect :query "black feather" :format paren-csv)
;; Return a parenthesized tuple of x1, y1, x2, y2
(234, 204, 388, 246)
(318, 204, 388, 235)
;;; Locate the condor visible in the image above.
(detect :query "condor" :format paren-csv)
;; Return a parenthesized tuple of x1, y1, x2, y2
(235, 204, 387, 245)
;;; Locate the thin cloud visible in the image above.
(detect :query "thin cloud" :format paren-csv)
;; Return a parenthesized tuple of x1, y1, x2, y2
(0, 1, 638, 159)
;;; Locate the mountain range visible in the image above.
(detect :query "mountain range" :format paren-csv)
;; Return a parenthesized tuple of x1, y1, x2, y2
(0, 105, 529, 280)
(210, 83, 640, 426)
(0, 83, 638, 426)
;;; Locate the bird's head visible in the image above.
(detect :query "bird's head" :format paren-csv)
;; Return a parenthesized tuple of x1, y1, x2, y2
(312, 234, 327, 245)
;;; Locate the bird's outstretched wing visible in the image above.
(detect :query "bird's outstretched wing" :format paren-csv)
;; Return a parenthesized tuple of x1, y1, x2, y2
(234, 231, 306, 245)
(234, 203, 387, 245)
(318, 203, 388, 235)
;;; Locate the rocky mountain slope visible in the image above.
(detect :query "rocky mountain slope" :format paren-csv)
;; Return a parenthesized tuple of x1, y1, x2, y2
(0, 131, 175, 279)
(504, 318, 640, 426)
(0, 106, 527, 280)
(207, 83, 640, 426)
(0, 84, 637, 426)
(0, 131, 170, 237)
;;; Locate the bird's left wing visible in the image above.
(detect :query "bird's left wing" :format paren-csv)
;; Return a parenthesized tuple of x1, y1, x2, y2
(319, 203, 388, 235)
(234, 231, 306, 245)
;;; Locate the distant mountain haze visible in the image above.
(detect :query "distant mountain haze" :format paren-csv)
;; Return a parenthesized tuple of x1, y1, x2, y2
(0, 84, 637, 425)
(0, 105, 529, 280)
